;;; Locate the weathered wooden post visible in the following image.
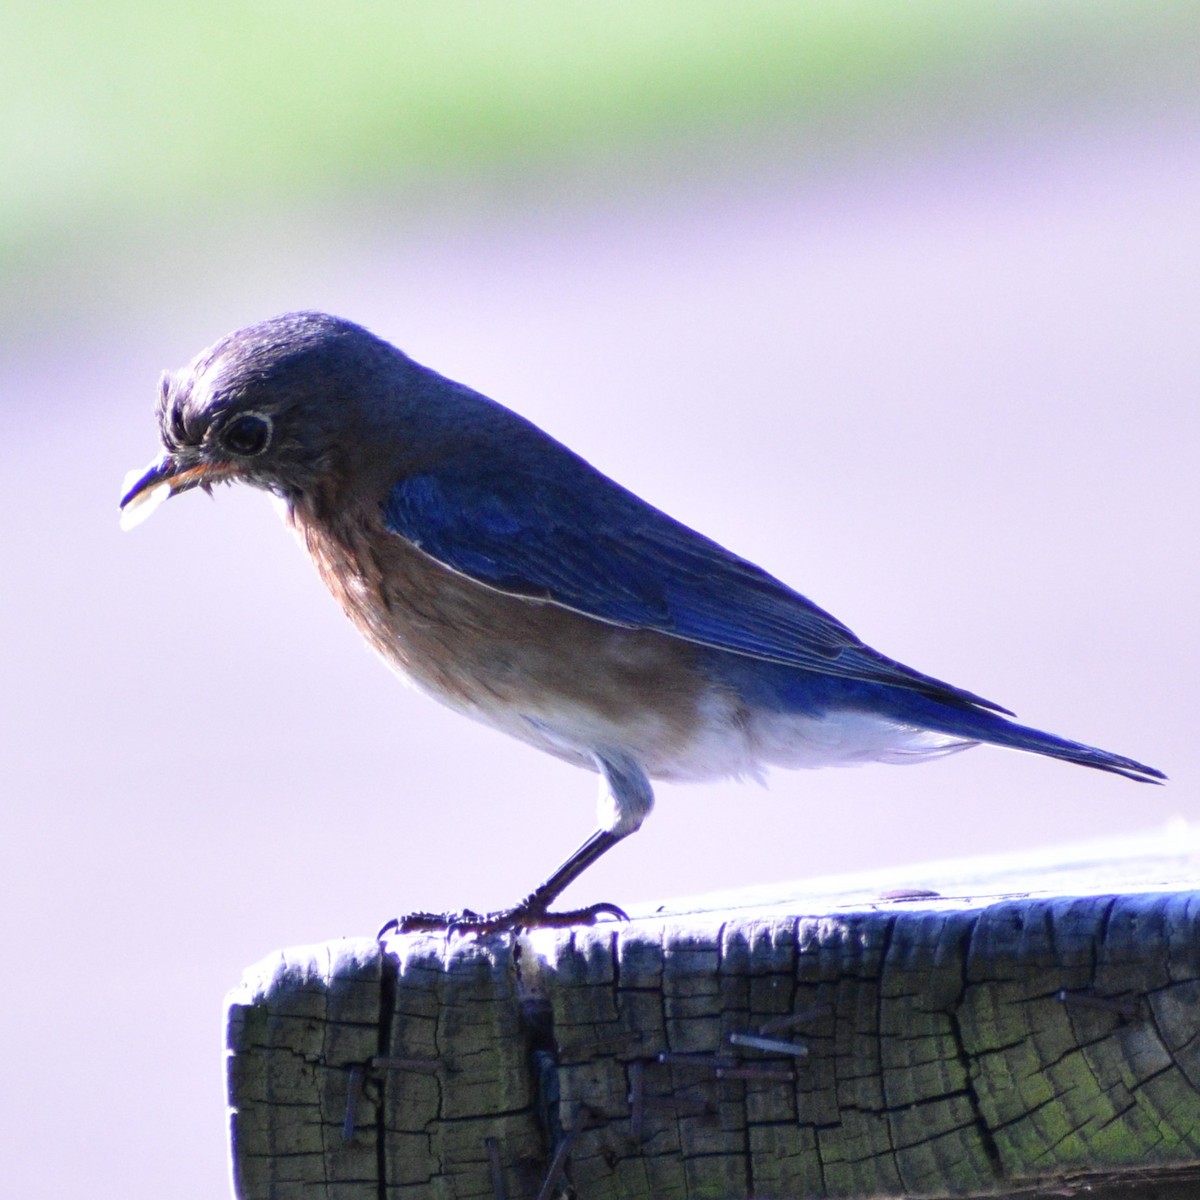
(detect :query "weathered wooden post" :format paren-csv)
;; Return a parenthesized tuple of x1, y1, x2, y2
(226, 837, 1200, 1198)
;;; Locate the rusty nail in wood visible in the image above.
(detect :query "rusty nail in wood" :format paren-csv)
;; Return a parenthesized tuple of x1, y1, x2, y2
(640, 1094, 715, 1116)
(1055, 989, 1142, 1020)
(729, 1031, 809, 1057)
(370, 1055, 440, 1072)
(759, 1003, 833, 1035)
(560, 1030, 643, 1058)
(714, 1066, 795, 1082)
(534, 1128, 577, 1200)
(877, 887, 942, 902)
(484, 1136, 506, 1200)
(628, 1061, 645, 1140)
(342, 1065, 364, 1143)
(655, 1051, 735, 1069)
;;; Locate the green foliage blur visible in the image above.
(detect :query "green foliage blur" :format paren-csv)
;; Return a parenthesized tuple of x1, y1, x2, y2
(2, 2, 1195, 269)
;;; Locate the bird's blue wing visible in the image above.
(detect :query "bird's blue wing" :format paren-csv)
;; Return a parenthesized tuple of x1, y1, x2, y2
(384, 468, 1010, 713)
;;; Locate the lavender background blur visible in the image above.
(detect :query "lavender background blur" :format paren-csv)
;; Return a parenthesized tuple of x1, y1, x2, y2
(2, 6, 1198, 1197)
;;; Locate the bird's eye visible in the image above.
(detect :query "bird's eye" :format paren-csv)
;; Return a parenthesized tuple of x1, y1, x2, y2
(220, 412, 272, 457)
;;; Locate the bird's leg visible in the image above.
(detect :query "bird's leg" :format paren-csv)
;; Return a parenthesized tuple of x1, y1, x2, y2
(387, 829, 630, 936)
(520, 828, 626, 914)
(382, 752, 652, 937)
(508, 828, 631, 927)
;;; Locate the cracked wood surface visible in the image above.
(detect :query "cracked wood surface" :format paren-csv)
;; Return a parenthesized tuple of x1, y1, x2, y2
(226, 834, 1200, 1198)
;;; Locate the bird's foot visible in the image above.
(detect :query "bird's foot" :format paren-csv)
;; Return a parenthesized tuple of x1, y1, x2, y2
(378, 895, 628, 939)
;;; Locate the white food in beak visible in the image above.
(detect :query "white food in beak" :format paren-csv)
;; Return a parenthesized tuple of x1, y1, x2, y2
(120, 470, 172, 531)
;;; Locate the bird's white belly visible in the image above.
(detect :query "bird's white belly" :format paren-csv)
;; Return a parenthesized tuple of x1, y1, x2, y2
(655, 693, 977, 783)
(490, 686, 977, 784)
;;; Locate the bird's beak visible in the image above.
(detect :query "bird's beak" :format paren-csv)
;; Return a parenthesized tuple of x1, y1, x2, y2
(119, 454, 237, 531)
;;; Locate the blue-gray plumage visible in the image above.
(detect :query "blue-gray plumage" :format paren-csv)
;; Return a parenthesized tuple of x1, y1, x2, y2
(120, 311, 1165, 932)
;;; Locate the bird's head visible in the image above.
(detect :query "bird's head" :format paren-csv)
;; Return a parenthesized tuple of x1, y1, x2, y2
(120, 311, 404, 529)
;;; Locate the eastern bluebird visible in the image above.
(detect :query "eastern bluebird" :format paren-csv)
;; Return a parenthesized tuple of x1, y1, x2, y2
(120, 312, 1164, 932)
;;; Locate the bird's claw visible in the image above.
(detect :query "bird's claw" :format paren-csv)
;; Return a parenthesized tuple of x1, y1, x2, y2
(378, 897, 628, 939)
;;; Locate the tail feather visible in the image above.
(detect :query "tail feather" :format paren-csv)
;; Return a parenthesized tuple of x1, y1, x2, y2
(918, 705, 1165, 784)
(709, 653, 1166, 783)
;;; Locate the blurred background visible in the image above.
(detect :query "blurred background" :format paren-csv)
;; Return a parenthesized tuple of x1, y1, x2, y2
(3, 3, 1197, 1196)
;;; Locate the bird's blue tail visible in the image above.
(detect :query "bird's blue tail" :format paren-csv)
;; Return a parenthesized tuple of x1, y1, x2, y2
(706, 654, 1165, 783)
(906, 698, 1165, 784)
